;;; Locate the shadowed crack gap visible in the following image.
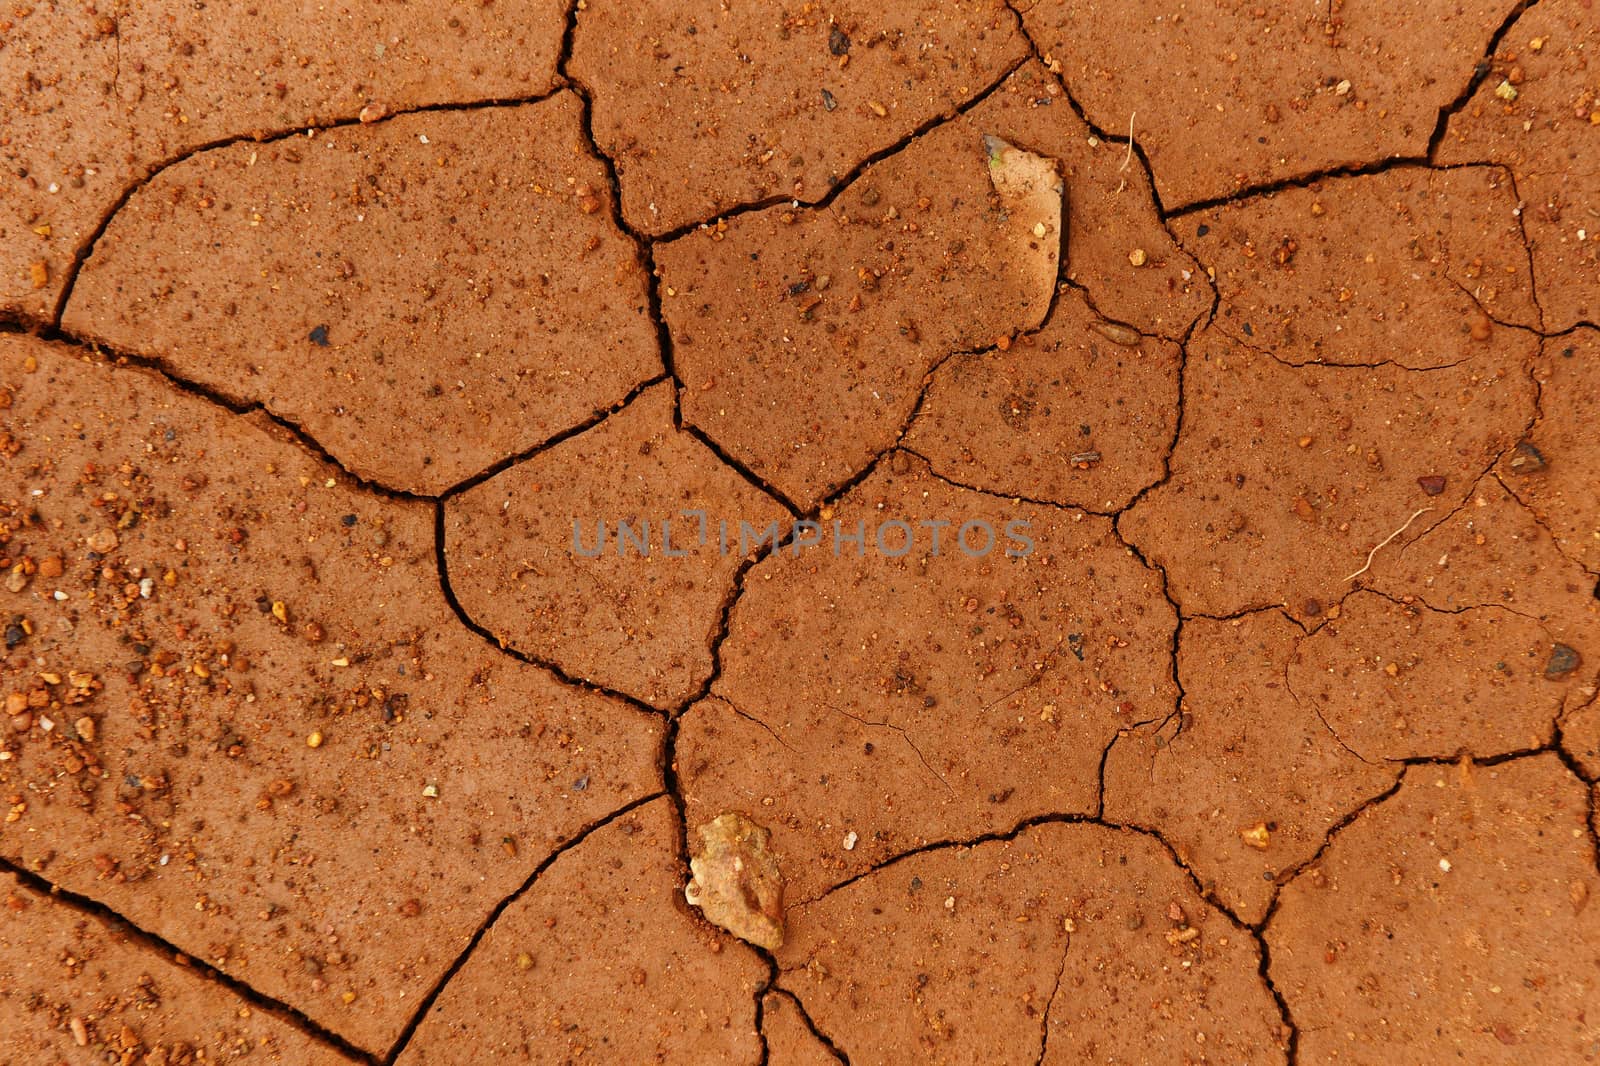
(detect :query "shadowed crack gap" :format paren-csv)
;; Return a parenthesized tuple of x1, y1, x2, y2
(437, 372, 670, 500)
(429, 500, 675, 718)
(379, 791, 667, 1065)
(1033, 935, 1070, 1066)
(46, 88, 569, 331)
(21, 325, 432, 504)
(765, 987, 851, 1065)
(585, 50, 1034, 246)
(0, 854, 379, 1064)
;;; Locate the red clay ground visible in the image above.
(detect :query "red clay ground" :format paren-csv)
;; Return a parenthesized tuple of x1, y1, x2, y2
(3, 2, 1599, 1064)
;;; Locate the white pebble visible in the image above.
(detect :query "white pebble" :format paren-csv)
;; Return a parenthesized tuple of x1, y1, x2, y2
(842, 831, 858, 851)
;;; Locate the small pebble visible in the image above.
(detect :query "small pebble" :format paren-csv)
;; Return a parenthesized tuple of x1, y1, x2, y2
(1545, 644, 1580, 679)
(1128, 248, 1147, 267)
(1507, 442, 1546, 474)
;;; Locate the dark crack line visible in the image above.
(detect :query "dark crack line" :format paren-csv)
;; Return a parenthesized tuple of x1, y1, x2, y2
(431, 500, 673, 719)
(1258, 746, 1575, 934)
(437, 373, 669, 498)
(1281, 655, 1377, 766)
(682, 422, 807, 518)
(1254, 932, 1300, 1064)
(1555, 691, 1600, 786)
(1000, 14, 1220, 345)
(1447, 271, 1544, 338)
(721, 695, 801, 756)
(0, 854, 378, 1064)
(1108, 514, 1189, 750)
(1212, 317, 1474, 373)
(765, 987, 851, 1065)
(1033, 935, 1069, 1066)
(23, 325, 433, 504)
(1491, 470, 1600, 578)
(1497, 165, 1547, 333)
(785, 805, 1253, 935)
(1255, 773, 1406, 935)
(47, 88, 569, 331)
(817, 699, 954, 796)
(379, 790, 666, 1064)
(1424, 0, 1544, 161)
(613, 51, 1032, 245)
(901, 449, 1133, 519)
(800, 289, 1080, 520)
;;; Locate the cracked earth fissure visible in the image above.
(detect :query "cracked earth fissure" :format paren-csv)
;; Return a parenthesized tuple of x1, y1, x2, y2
(768, 987, 851, 1065)
(1423, 0, 1545, 162)
(430, 501, 674, 720)
(0, 854, 378, 1064)
(44, 87, 570, 333)
(1032, 937, 1069, 1066)
(379, 791, 667, 1064)
(591, 50, 1034, 248)
(6, 0, 1587, 1056)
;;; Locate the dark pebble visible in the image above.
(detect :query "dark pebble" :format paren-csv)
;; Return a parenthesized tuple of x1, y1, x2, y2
(1544, 643, 1580, 680)
(1416, 475, 1447, 496)
(1508, 441, 1546, 474)
(821, 88, 837, 112)
(308, 324, 330, 347)
(4, 624, 24, 648)
(340, 514, 358, 527)
(828, 26, 850, 55)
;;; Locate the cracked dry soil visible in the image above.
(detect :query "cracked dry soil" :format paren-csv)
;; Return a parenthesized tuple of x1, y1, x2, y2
(3, 1, 1599, 1064)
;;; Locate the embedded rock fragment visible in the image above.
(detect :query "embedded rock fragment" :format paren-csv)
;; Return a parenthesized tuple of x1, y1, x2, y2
(397, 799, 766, 1065)
(660, 61, 1209, 510)
(779, 824, 1286, 1064)
(658, 104, 1064, 508)
(961, 65, 1211, 339)
(0, 335, 661, 1053)
(983, 134, 1066, 298)
(1021, 0, 1521, 209)
(1289, 592, 1563, 760)
(568, 0, 1029, 234)
(1191, 166, 1540, 367)
(444, 383, 787, 709)
(1494, 331, 1600, 573)
(676, 455, 1176, 903)
(0, 870, 355, 1064)
(64, 95, 658, 494)
(1268, 756, 1600, 1064)
(1103, 613, 1396, 924)
(2, 0, 567, 320)
(1121, 326, 1536, 617)
(906, 288, 1180, 511)
(1437, 0, 1600, 331)
(685, 812, 785, 951)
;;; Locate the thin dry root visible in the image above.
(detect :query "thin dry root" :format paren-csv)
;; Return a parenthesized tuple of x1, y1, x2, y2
(1343, 507, 1432, 583)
